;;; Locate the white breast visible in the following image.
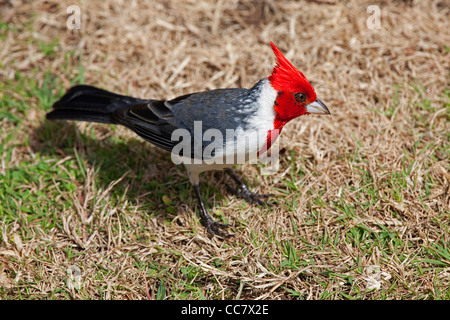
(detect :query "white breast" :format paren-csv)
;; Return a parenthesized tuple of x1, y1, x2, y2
(224, 78, 277, 162)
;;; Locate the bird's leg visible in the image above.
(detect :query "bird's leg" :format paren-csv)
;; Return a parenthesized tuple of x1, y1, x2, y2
(224, 168, 272, 206)
(193, 184, 232, 238)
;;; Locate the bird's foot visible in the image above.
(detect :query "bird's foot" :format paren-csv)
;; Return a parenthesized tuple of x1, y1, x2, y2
(203, 217, 233, 238)
(226, 183, 273, 206)
(224, 168, 274, 206)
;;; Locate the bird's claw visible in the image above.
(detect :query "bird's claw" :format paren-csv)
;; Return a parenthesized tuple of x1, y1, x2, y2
(226, 183, 274, 206)
(204, 219, 233, 238)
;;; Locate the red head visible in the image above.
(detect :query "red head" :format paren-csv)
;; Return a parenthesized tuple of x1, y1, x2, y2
(268, 42, 329, 130)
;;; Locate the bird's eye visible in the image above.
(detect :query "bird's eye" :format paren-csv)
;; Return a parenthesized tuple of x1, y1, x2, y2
(294, 93, 307, 103)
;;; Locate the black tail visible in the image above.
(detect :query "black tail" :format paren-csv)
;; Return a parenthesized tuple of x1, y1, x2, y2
(46, 85, 146, 124)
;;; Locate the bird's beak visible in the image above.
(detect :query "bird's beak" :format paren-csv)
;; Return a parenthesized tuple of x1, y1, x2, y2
(306, 99, 330, 115)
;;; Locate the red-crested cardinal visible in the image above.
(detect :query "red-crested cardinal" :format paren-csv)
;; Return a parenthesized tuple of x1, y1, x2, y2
(46, 42, 330, 238)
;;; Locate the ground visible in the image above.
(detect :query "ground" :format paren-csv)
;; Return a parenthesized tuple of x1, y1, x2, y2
(0, 0, 449, 300)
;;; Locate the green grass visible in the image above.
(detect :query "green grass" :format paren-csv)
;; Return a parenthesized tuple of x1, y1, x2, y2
(0, 80, 450, 300)
(0, 10, 449, 300)
(1, 67, 449, 300)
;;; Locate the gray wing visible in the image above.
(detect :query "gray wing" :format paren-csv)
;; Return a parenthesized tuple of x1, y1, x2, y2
(169, 88, 254, 134)
(111, 87, 257, 159)
(112, 99, 182, 152)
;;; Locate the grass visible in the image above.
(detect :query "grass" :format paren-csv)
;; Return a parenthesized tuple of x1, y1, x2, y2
(0, 0, 449, 300)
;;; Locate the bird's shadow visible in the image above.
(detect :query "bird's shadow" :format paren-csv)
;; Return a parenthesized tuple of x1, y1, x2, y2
(30, 120, 228, 219)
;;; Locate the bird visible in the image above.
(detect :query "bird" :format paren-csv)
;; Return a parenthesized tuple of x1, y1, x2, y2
(46, 42, 330, 238)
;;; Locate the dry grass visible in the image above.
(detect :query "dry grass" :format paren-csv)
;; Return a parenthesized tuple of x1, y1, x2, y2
(0, 0, 449, 299)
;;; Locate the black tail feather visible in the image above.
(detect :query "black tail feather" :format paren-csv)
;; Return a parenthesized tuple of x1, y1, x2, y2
(46, 85, 145, 124)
